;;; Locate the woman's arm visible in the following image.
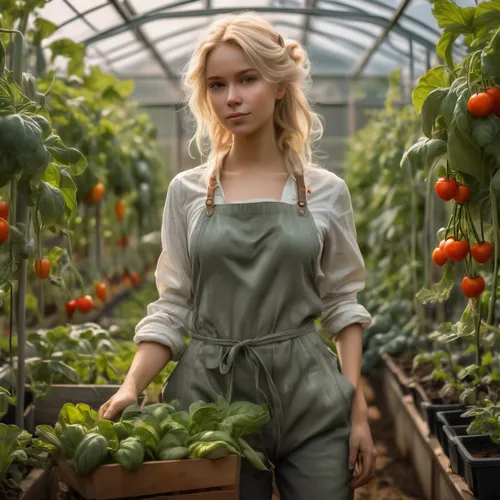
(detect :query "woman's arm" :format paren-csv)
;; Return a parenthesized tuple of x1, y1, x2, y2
(100, 342, 172, 419)
(334, 323, 366, 422)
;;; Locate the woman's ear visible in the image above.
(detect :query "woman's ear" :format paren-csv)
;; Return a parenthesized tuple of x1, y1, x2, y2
(276, 84, 287, 100)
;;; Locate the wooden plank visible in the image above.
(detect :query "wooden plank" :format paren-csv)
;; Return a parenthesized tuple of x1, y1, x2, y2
(19, 469, 49, 500)
(148, 488, 238, 499)
(58, 456, 240, 500)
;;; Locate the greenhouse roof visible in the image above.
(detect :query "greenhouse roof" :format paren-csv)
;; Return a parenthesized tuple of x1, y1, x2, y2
(37, 0, 469, 83)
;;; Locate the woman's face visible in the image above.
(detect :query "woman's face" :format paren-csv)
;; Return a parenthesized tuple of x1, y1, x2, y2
(205, 42, 285, 137)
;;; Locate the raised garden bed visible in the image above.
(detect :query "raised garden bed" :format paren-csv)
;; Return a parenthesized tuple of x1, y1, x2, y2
(382, 352, 414, 396)
(381, 355, 475, 500)
(57, 455, 241, 500)
(456, 435, 500, 500)
(436, 410, 473, 457)
(444, 425, 470, 477)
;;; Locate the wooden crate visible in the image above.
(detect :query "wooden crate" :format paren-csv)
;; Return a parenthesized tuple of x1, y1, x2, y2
(32, 385, 120, 425)
(57, 455, 241, 500)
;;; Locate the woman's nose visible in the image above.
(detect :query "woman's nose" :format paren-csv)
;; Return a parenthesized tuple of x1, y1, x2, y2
(226, 86, 242, 106)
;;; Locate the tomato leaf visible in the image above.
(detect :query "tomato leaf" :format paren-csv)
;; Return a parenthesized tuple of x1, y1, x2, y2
(49, 38, 85, 76)
(32, 18, 58, 46)
(421, 87, 449, 138)
(481, 29, 500, 78)
(44, 135, 87, 175)
(448, 121, 483, 181)
(431, 0, 475, 34)
(416, 263, 455, 304)
(412, 66, 451, 114)
(59, 166, 77, 219)
(491, 169, 500, 194)
(441, 78, 467, 128)
(436, 31, 459, 71)
(37, 181, 65, 227)
(401, 137, 447, 170)
(471, 115, 500, 149)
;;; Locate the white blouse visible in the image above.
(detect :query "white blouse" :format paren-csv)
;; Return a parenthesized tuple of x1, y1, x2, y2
(134, 163, 372, 361)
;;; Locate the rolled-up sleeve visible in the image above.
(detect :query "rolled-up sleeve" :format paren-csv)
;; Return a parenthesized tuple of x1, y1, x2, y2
(134, 176, 193, 360)
(319, 179, 372, 337)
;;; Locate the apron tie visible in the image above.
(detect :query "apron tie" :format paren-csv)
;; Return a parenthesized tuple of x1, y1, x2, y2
(191, 320, 316, 462)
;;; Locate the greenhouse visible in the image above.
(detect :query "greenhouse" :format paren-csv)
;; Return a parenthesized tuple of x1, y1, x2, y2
(0, 1, 499, 499)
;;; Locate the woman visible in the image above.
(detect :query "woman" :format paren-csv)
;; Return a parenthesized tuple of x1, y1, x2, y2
(100, 12, 376, 499)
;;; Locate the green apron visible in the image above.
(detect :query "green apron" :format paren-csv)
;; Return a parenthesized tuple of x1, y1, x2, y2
(164, 172, 356, 499)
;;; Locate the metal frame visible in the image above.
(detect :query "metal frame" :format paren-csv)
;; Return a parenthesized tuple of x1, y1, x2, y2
(48, 0, 450, 81)
(107, 0, 177, 80)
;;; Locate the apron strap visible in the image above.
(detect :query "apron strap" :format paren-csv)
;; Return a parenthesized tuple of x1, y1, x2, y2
(296, 174, 307, 216)
(206, 170, 217, 216)
(205, 169, 308, 216)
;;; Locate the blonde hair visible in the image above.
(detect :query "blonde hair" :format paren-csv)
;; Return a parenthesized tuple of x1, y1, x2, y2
(182, 11, 323, 179)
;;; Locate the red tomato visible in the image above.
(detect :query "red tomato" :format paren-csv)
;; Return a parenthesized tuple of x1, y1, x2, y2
(35, 258, 51, 279)
(91, 183, 105, 203)
(472, 242, 493, 264)
(454, 184, 471, 205)
(486, 87, 500, 116)
(444, 239, 469, 262)
(77, 295, 94, 313)
(65, 300, 77, 314)
(439, 238, 453, 251)
(461, 276, 485, 298)
(130, 272, 141, 286)
(96, 283, 107, 302)
(468, 92, 494, 117)
(115, 200, 126, 221)
(432, 248, 448, 267)
(0, 200, 8, 220)
(0, 218, 9, 246)
(435, 177, 458, 201)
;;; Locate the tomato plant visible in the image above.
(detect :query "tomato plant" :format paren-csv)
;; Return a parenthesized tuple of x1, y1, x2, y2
(453, 184, 471, 205)
(486, 87, 500, 116)
(444, 239, 469, 262)
(461, 276, 485, 298)
(35, 258, 51, 280)
(77, 295, 94, 314)
(432, 248, 448, 267)
(0, 200, 8, 220)
(130, 272, 141, 286)
(467, 92, 494, 117)
(66, 300, 77, 315)
(96, 283, 107, 302)
(435, 177, 457, 201)
(0, 218, 9, 246)
(472, 242, 493, 264)
(115, 199, 126, 221)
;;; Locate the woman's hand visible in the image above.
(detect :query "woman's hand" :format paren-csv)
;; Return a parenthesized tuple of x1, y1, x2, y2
(348, 417, 377, 489)
(99, 383, 138, 420)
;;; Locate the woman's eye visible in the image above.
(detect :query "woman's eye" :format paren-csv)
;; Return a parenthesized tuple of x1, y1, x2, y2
(241, 77, 255, 83)
(209, 82, 223, 89)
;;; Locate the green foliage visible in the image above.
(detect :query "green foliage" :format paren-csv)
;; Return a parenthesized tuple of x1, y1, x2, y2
(35, 398, 270, 476)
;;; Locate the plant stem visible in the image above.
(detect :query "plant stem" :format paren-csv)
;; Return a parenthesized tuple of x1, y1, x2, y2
(476, 298, 481, 368)
(465, 205, 482, 243)
(488, 185, 499, 326)
(14, 181, 30, 429)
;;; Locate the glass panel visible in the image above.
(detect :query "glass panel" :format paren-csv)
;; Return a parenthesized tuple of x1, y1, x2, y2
(104, 41, 144, 61)
(308, 33, 359, 74)
(91, 31, 137, 53)
(36, 1, 78, 25)
(313, 18, 377, 48)
(143, 15, 208, 42)
(212, 0, 268, 7)
(65, 0, 107, 12)
(85, 4, 123, 31)
(128, 0, 198, 14)
(112, 51, 165, 76)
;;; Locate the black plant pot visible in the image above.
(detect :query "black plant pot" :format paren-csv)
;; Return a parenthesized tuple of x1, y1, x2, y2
(436, 409, 473, 456)
(444, 425, 469, 476)
(456, 434, 500, 500)
(421, 401, 466, 436)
